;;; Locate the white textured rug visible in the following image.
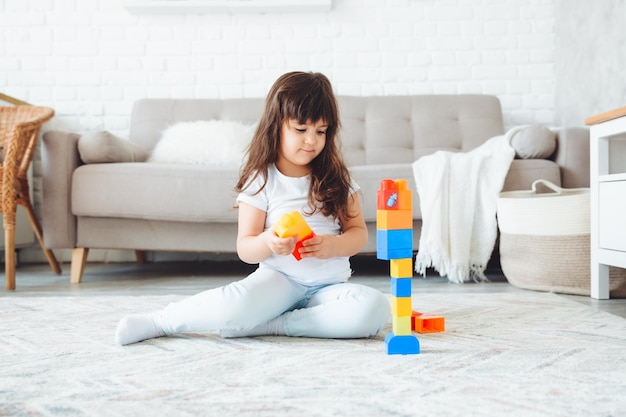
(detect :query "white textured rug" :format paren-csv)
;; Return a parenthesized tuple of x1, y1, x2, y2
(2, 292, 625, 417)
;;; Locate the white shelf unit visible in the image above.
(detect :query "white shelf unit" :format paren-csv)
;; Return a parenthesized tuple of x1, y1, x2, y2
(588, 108, 626, 299)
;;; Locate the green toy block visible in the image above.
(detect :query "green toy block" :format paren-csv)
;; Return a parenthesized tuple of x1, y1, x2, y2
(392, 316, 412, 336)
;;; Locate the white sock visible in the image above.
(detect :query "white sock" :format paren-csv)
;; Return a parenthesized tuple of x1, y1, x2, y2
(114, 312, 166, 346)
(219, 316, 285, 338)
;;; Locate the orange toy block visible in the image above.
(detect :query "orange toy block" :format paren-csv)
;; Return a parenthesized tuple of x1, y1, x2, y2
(411, 311, 445, 333)
(274, 211, 316, 261)
(393, 179, 412, 211)
(376, 209, 413, 230)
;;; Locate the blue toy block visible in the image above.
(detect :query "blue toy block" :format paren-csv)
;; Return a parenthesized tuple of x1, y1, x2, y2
(376, 229, 412, 249)
(377, 248, 413, 261)
(391, 277, 412, 297)
(376, 229, 413, 260)
(385, 333, 420, 355)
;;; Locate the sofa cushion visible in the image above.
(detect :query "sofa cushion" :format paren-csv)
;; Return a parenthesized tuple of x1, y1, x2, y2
(510, 125, 556, 159)
(78, 131, 149, 164)
(338, 95, 505, 166)
(72, 163, 240, 223)
(72, 162, 420, 224)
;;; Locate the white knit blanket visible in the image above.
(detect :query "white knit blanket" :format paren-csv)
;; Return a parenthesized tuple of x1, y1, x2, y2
(412, 131, 517, 283)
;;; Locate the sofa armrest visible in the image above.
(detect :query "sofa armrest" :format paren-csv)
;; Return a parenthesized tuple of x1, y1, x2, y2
(551, 127, 590, 189)
(42, 130, 81, 248)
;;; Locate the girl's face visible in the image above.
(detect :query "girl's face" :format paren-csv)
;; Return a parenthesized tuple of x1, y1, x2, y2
(276, 118, 327, 177)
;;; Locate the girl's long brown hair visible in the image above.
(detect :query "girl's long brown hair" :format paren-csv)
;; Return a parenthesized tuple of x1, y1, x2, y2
(235, 71, 354, 222)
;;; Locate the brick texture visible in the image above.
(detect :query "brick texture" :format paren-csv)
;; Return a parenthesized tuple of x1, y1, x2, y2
(0, 0, 557, 135)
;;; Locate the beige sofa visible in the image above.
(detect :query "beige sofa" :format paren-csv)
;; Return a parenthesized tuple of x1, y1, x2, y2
(41, 95, 590, 283)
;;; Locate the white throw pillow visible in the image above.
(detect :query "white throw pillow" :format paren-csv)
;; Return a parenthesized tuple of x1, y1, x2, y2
(148, 120, 256, 166)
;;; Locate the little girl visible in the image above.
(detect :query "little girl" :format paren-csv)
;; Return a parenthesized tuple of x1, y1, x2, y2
(115, 71, 390, 345)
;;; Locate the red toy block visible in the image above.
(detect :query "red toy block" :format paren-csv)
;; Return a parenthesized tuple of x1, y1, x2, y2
(378, 179, 412, 211)
(411, 311, 445, 333)
(291, 232, 315, 260)
(377, 179, 400, 210)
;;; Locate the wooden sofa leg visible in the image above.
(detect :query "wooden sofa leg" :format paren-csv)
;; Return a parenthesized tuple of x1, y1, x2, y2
(70, 248, 89, 284)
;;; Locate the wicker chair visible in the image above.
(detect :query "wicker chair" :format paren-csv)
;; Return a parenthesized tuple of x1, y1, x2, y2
(1, 106, 61, 290)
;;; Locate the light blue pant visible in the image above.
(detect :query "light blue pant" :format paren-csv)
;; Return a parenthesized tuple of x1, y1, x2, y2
(160, 267, 390, 338)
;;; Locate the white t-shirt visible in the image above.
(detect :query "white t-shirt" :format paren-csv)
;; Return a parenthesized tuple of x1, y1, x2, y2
(236, 164, 358, 286)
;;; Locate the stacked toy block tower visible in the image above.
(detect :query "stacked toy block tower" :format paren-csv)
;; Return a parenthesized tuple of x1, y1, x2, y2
(376, 179, 420, 355)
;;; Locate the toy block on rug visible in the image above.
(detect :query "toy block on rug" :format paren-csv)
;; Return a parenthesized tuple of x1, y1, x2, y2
(411, 311, 445, 333)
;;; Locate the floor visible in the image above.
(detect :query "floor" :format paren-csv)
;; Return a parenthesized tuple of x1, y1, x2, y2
(3, 256, 626, 318)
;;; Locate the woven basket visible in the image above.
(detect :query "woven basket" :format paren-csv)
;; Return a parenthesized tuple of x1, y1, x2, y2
(497, 180, 626, 297)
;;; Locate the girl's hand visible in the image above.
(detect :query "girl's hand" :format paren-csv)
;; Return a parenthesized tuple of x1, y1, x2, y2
(298, 234, 337, 259)
(266, 231, 299, 256)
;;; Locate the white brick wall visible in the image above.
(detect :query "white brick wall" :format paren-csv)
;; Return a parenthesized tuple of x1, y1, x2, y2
(1, 0, 558, 135)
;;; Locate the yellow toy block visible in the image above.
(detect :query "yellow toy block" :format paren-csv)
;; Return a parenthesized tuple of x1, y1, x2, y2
(376, 209, 413, 230)
(391, 296, 412, 317)
(392, 315, 412, 336)
(274, 211, 314, 241)
(274, 211, 316, 261)
(390, 258, 412, 278)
